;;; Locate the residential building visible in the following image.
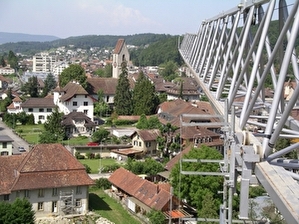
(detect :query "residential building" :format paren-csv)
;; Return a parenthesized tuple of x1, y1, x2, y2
(33, 53, 56, 73)
(62, 111, 97, 137)
(21, 97, 56, 124)
(0, 135, 13, 156)
(0, 66, 15, 75)
(112, 39, 130, 79)
(108, 167, 193, 222)
(53, 81, 96, 121)
(86, 77, 118, 106)
(6, 96, 23, 114)
(0, 143, 94, 216)
(131, 129, 160, 156)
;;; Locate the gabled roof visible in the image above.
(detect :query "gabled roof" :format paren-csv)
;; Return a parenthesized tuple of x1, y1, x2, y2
(21, 97, 56, 109)
(86, 77, 118, 95)
(134, 129, 161, 141)
(12, 96, 22, 102)
(0, 144, 94, 194)
(62, 111, 96, 127)
(109, 167, 172, 211)
(113, 39, 125, 54)
(60, 81, 89, 102)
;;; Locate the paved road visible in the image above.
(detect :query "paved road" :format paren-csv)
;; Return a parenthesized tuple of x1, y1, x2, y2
(0, 119, 30, 154)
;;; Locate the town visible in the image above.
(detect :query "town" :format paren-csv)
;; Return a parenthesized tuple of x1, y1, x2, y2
(1, 13, 299, 224)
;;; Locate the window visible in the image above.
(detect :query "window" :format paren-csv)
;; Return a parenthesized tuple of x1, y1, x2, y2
(38, 115, 45, 120)
(139, 142, 142, 147)
(29, 108, 33, 112)
(84, 110, 88, 115)
(73, 101, 77, 106)
(4, 194, 9, 201)
(38, 189, 44, 197)
(39, 108, 44, 112)
(52, 188, 58, 196)
(75, 199, 81, 207)
(83, 101, 88, 106)
(47, 108, 52, 112)
(76, 186, 81, 194)
(146, 142, 151, 147)
(2, 142, 7, 148)
(1, 151, 8, 156)
(38, 202, 44, 210)
(24, 190, 30, 198)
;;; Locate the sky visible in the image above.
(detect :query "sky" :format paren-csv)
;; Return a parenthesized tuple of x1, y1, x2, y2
(1, 0, 242, 38)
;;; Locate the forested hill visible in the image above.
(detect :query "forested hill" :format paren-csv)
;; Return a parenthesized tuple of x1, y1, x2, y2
(0, 33, 177, 55)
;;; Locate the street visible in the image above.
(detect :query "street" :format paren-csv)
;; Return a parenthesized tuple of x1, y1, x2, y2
(0, 119, 30, 154)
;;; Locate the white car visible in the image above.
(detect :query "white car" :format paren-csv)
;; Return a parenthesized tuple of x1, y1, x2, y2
(18, 146, 26, 152)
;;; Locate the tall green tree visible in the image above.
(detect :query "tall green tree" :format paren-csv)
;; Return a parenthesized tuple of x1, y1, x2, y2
(39, 107, 65, 143)
(91, 127, 110, 143)
(94, 90, 110, 117)
(114, 61, 133, 115)
(133, 71, 159, 115)
(7, 50, 18, 69)
(170, 145, 224, 216)
(0, 56, 6, 67)
(0, 198, 35, 224)
(22, 76, 39, 97)
(41, 73, 56, 97)
(59, 64, 87, 88)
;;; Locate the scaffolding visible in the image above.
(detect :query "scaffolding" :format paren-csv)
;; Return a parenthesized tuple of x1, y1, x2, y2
(59, 190, 75, 215)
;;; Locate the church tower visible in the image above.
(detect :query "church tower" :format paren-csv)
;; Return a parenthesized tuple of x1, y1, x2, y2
(112, 39, 130, 79)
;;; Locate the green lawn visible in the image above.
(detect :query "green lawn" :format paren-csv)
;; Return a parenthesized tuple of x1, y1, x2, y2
(79, 158, 120, 174)
(15, 124, 43, 144)
(89, 188, 142, 224)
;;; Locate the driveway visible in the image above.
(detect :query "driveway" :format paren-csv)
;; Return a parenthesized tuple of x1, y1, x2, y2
(0, 119, 30, 154)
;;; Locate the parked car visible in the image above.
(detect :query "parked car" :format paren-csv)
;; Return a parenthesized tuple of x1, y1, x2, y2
(18, 146, 26, 152)
(87, 142, 99, 146)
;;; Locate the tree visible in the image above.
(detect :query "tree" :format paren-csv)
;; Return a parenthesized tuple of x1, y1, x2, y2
(0, 198, 35, 224)
(147, 210, 165, 224)
(39, 107, 65, 143)
(59, 64, 87, 88)
(124, 158, 164, 176)
(22, 76, 39, 97)
(94, 90, 110, 117)
(133, 71, 159, 115)
(0, 56, 6, 67)
(170, 145, 224, 216)
(7, 50, 18, 69)
(136, 115, 162, 130)
(159, 61, 179, 81)
(41, 73, 57, 97)
(91, 127, 110, 143)
(114, 61, 133, 115)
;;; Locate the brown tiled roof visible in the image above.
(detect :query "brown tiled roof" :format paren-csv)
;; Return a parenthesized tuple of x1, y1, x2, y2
(21, 97, 56, 108)
(62, 111, 96, 127)
(136, 129, 160, 141)
(0, 155, 26, 194)
(113, 39, 125, 54)
(109, 168, 172, 211)
(60, 82, 89, 102)
(86, 77, 119, 95)
(0, 144, 94, 194)
(12, 96, 22, 102)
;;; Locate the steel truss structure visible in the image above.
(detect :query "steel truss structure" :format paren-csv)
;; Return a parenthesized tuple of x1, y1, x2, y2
(179, 0, 299, 223)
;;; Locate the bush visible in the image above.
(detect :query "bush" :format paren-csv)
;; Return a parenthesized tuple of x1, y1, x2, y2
(86, 152, 95, 159)
(95, 178, 111, 189)
(102, 164, 120, 173)
(95, 153, 101, 159)
(113, 119, 137, 126)
(75, 152, 85, 159)
(83, 164, 91, 174)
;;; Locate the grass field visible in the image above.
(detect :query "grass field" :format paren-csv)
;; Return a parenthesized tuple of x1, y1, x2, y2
(79, 158, 121, 174)
(89, 188, 142, 224)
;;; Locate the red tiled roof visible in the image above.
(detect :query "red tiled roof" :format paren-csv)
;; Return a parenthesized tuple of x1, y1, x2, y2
(0, 144, 94, 194)
(109, 168, 173, 211)
(87, 77, 119, 95)
(21, 97, 55, 108)
(60, 82, 89, 102)
(136, 129, 161, 141)
(114, 39, 125, 54)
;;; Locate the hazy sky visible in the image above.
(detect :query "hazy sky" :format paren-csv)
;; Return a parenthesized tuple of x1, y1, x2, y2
(1, 0, 242, 38)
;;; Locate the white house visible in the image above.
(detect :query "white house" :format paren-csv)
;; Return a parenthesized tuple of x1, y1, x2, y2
(0, 135, 13, 156)
(6, 96, 23, 114)
(21, 97, 56, 124)
(0, 143, 94, 217)
(53, 81, 96, 121)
